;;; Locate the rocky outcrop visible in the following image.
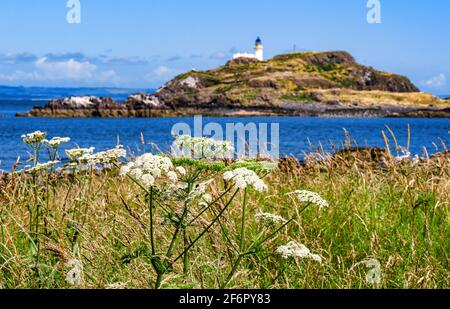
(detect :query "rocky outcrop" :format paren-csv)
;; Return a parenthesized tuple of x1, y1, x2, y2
(17, 51, 450, 118)
(46, 96, 118, 109)
(124, 93, 164, 109)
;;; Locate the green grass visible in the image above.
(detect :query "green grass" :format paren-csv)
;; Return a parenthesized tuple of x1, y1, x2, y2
(0, 147, 448, 289)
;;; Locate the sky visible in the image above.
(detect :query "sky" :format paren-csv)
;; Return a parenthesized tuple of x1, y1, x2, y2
(0, 0, 449, 94)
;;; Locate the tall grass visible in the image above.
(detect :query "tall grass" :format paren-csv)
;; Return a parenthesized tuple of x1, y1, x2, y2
(0, 132, 448, 289)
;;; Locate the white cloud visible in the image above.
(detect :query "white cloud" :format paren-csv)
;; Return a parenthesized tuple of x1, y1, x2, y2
(35, 57, 97, 80)
(422, 73, 446, 88)
(0, 58, 120, 84)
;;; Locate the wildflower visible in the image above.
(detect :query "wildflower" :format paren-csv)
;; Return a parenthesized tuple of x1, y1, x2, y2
(120, 153, 174, 188)
(65, 259, 84, 286)
(176, 166, 187, 176)
(44, 137, 71, 148)
(162, 181, 189, 200)
(172, 135, 234, 160)
(167, 171, 178, 183)
(255, 211, 288, 225)
(276, 241, 322, 263)
(26, 160, 60, 174)
(78, 145, 126, 165)
(223, 167, 268, 192)
(21, 131, 47, 144)
(141, 174, 155, 188)
(66, 147, 95, 161)
(290, 190, 329, 208)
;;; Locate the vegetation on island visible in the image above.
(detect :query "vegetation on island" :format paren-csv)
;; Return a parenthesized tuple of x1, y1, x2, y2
(18, 51, 450, 118)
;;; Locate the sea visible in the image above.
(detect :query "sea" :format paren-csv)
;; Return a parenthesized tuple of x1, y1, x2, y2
(0, 87, 449, 171)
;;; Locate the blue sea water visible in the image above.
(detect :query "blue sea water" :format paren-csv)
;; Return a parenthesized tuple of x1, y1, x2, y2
(0, 99, 449, 171)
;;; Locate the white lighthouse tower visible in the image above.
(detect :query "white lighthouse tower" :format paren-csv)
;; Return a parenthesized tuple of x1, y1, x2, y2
(232, 37, 264, 61)
(254, 37, 264, 61)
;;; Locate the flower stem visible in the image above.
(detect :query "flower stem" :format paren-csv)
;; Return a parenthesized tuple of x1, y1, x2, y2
(183, 227, 189, 275)
(149, 186, 155, 255)
(155, 273, 163, 289)
(221, 188, 248, 289)
(239, 188, 248, 252)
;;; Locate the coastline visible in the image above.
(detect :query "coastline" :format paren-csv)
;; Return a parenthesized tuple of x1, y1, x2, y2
(16, 104, 450, 118)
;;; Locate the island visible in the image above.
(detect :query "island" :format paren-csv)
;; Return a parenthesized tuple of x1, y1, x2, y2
(17, 51, 450, 118)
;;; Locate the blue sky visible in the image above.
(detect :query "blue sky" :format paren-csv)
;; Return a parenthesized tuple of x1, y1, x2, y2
(0, 0, 449, 94)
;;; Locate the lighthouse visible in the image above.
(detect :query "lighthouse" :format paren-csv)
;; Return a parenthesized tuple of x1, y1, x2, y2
(254, 37, 264, 61)
(232, 37, 264, 61)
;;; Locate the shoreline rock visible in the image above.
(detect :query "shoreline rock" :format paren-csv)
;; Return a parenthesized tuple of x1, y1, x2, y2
(16, 102, 450, 118)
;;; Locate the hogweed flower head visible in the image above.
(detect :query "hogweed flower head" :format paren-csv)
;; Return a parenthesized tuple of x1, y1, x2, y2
(276, 241, 322, 263)
(26, 160, 60, 174)
(176, 166, 187, 176)
(290, 190, 329, 209)
(255, 211, 288, 226)
(21, 131, 47, 144)
(66, 147, 95, 161)
(77, 145, 126, 165)
(44, 137, 71, 149)
(120, 153, 174, 188)
(223, 167, 268, 192)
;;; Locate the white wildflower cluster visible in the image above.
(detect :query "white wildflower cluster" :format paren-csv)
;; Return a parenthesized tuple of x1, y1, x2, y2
(291, 190, 329, 208)
(255, 211, 287, 226)
(223, 167, 268, 192)
(66, 147, 95, 161)
(26, 160, 60, 174)
(78, 146, 127, 165)
(44, 137, 71, 148)
(276, 241, 322, 263)
(65, 259, 84, 286)
(21, 131, 47, 144)
(172, 135, 234, 160)
(176, 166, 187, 176)
(120, 153, 175, 188)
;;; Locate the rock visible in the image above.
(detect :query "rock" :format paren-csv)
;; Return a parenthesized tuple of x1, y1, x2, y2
(226, 57, 259, 67)
(46, 96, 118, 109)
(179, 76, 201, 89)
(125, 93, 163, 109)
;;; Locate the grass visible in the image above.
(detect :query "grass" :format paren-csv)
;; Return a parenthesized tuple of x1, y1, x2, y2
(0, 136, 448, 289)
(305, 89, 447, 107)
(280, 92, 319, 103)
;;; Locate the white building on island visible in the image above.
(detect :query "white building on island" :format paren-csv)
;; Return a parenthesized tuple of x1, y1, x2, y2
(232, 37, 264, 61)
